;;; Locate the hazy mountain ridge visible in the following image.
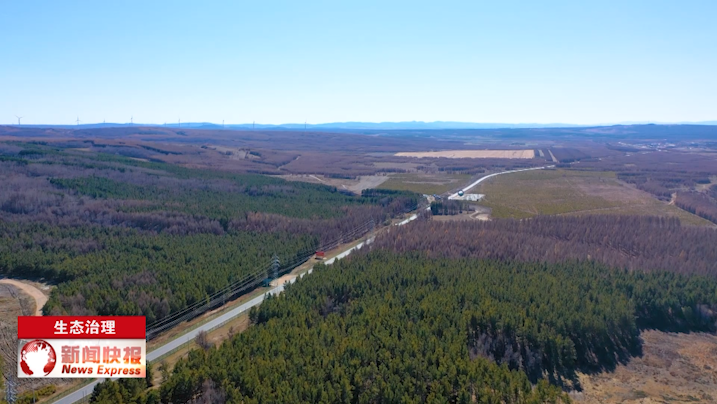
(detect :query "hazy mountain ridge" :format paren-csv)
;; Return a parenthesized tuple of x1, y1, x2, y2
(9, 120, 717, 131)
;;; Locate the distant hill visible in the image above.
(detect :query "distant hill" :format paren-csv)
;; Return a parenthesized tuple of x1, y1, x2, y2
(10, 120, 717, 131)
(2, 123, 716, 145)
(10, 121, 581, 130)
(229, 121, 584, 130)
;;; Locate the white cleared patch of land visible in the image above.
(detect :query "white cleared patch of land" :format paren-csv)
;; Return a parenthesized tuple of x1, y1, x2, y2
(450, 193, 484, 201)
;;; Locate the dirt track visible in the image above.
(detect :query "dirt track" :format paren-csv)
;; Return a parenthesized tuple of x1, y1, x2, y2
(0, 279, 48, 316)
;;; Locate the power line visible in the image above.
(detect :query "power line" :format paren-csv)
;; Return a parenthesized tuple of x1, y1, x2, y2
(144, 202, 422, 338)
(145, 217, 380, 339)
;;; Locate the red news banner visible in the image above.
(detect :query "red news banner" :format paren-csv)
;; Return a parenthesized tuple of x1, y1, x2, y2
(17, 316, 146, 378)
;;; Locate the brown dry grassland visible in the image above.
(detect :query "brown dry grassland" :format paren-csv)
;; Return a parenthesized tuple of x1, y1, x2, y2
(475, 169, 713, 226)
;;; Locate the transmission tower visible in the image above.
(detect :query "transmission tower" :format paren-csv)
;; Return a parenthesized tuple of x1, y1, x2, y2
(271, 254, 280, 280)
(5, 376, 17, 403)
(1, 324, 18, 403)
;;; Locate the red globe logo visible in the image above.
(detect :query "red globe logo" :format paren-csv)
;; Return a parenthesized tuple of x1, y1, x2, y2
(20, 339, 56, 376)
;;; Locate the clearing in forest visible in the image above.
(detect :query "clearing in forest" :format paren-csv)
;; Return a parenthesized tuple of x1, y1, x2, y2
(476, 169, 713, 225)
(276, 174, 389, 193)
(378, 172, 471, 195)
(395, 150, 535, 159)
(574, 330, 717, 403)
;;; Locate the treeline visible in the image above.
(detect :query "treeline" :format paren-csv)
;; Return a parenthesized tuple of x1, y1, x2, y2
(432, 158, 540, 175)
(430, 200, 468, 215)
(549, 148, 589, 163)
(572, 150, 717, 201)
(675, 191, 717, 224)
(577, 149, 717, 175)
(616, 171, 698, 200)
(153, 252, 716, 403)
(49, 174, 383, 221)
(229, 207, 386, 248)
(372, 215, 717, 277)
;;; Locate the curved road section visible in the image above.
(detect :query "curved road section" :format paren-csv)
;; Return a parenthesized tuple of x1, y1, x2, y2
(53, 238, 374, 404)
(0, 279, 48, 316)
(447, 165, 554, 200)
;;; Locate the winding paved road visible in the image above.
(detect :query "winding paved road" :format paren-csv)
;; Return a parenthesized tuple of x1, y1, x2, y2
(448, 165, 554, 200)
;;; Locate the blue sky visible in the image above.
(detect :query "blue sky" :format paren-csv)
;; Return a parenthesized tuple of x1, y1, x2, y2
(1, 1, 716, 125)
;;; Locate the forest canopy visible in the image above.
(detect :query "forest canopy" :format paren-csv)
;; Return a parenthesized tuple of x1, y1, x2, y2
(0, 142, 418, 323)
(371, 215, 717, 277)
(157, 251, 716, 403)
(150, 213, 717, 403)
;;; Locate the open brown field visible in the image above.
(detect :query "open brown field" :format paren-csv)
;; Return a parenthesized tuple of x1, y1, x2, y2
(377, 172, 471, 195)
(476, 169, 714, 226)
(573, 330, 717, 403)
(395, 149, 536, 159)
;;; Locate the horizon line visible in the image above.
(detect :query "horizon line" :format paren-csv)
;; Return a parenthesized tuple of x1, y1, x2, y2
(4, 119, 717, 128)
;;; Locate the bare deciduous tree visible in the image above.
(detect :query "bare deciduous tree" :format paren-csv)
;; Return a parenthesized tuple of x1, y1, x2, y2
(195, 331, 212, 351)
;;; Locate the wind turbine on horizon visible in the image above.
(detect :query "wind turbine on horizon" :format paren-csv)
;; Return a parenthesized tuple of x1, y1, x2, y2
(76, 117, 81, 126)
(15, 116, 22, 125)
